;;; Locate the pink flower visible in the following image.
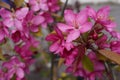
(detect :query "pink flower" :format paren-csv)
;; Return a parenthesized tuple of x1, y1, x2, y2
(2, 57, 25, 80)
(15, 36, 39, 59)
(39, 12, 53, 28)
(47, 0, 60, 12)
(62, 46, 79, 66)
(29, 0, 48, 12)
(46, 27, 73, 54)
(87, 6, 116, 32)
(110, 31, 120, 39)
(24, 11, 45, 32)
(57, 9, 92, 42)
(0, 7, 29, 31)
(0, 21, 9, 43)
(110, 41, 120, 54)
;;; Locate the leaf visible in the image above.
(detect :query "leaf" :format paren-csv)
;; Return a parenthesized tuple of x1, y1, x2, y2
(82, 55, 94, 72)
(114, 65, 120, 71)
(0, 48, 5, 60)
(14, 0, 24, 8)
(81, 32, 89, 42)
(98, 50, 120, 65)
(58, 58, 65, 68)
(96, 53, 108, 61)
(0, 1, 10, 9)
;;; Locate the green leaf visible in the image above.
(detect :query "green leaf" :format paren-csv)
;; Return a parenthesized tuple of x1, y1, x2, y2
(82, 55, 94, 72)
(14, 0, 24, 8)
(81, 32, 89, 42)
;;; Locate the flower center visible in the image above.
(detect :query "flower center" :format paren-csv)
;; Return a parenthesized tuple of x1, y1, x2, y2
(73, 20, 79, 29)
(12, 14, 16, 19)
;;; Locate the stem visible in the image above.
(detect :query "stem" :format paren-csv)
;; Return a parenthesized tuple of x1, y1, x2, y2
(50, 54, 54, 80)
(107, 36, 113, 43)
(61, 0, 69, 16)
(104, 62, 114, 80)
(104, 61, 114, 80)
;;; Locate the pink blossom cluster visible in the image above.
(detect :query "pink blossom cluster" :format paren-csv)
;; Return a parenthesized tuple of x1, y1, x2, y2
(46, 6, 120, 80)
(0, 0, 60, 80)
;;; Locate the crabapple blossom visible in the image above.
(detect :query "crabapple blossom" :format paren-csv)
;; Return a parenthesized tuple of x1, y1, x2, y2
(47, 0, 60, 12)
(2, 57, 25, 80)
(39, 12, 54, 28)
(46, 27, 73, 54)
(87, 6, 116, 32)
(29, 0, 48, 12)
(23, 11, 45, 32)
(0, 7, 29, 31)
(46, 6, 120, 80)
(57, 9, 92, 42)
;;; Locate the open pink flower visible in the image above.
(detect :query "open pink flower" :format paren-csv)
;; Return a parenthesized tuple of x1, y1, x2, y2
(0, 7, 28, 31)
(29, 0, 48, 12)
(58, 9, 92, 42)
(47, 0, 60, 12)
(2, 57, 25, 80)
(39, 12, 53, 28)
(24, 11, 45, 32)
(87, 6, 116, 32)
(111, 31, 120, 39)
(46, 27, 73, 54)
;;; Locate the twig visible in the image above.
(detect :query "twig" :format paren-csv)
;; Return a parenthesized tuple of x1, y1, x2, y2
(50, 54, 54, 80)
(104, 62, 114, 80)
(61, 0, 69, 16)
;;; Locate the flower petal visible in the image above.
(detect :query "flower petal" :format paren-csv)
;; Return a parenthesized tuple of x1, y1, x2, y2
(3, 18, 14, 28)
(57, 23, 73, 32)
(97, 6, 110, 20)
(66, 30, 80, 42)
(16, 7, 29, 20)
(14, 19, 23, 31)
(86, 6, 96, 20)
(80, 22, 92, 33)
(16, 68, 24, 79)
(64, 10, 76, 25)
(46, 33, 59, 41)
(76, 9, 88, 25)
(105, 22, 116, 32)
(49, 41, 60, 53)
(32, 15, 45, 25)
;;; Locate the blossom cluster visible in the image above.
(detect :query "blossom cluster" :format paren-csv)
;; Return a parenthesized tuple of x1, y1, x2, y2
(0, 0, 60, 80)
(46, 6, 120, 80)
